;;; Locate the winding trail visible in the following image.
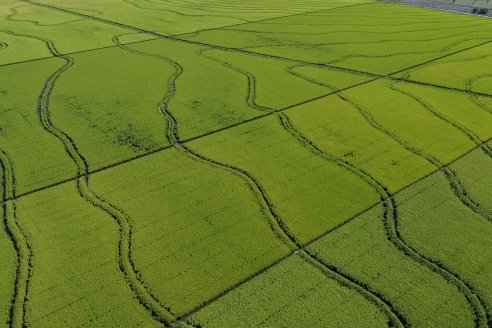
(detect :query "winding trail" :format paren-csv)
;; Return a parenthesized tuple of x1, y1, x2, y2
(31, 35, 176, 326)
(286, 65, 490, 326)
(0, 150, 32, 328)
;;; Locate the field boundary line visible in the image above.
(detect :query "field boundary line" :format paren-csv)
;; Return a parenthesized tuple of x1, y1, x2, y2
(172, 136, 492, 326)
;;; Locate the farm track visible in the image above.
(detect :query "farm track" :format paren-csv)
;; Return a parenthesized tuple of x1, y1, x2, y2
(194, 48, 406, 328)
(32, 36, 176, 326)
(0, 150, 33, 328)
(286, 66, 490, 327)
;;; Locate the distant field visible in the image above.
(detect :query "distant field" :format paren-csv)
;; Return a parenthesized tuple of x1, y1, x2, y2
(1, 0, 492, 327)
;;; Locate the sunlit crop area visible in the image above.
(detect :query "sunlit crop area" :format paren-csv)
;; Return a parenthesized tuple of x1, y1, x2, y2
(1, 0, 491, 327)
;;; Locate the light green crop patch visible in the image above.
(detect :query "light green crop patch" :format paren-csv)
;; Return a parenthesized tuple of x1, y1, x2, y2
(285, 76, 492, 192)
(450, 147, 492, 214)
(309, 205, 476, 327)
(183, 2, 492, 75)
(14, 181, 161, 328)
(340, 80, 480, 163)
(397, 42, 492, 95)
(396, 164, 492, 317)
(0, 2, 152, 65)
(189, 115, 380, 244)
(30, 0, 374, 36)
(189, 254, 387, 327)
(89, 147, 291, 316)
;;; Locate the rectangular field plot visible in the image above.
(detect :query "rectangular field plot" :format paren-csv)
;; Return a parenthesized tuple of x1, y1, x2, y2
(397, 42, 492, 95)
(31, 0, 373, 36)
(0, 2, 151, 65)
(188, 254, 388, 328)
(182, 2, 492, 75)
(333, 80, 491, 162)
(188, 115, 380, 244)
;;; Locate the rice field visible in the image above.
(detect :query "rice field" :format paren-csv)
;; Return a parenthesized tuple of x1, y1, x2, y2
(1, 0, 491, 327)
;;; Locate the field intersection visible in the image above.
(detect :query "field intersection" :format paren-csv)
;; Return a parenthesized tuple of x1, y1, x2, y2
(1, 0, 492, 327)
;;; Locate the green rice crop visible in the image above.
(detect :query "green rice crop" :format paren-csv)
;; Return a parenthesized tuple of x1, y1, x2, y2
(188, 115, 379, 244)
(30, 0, 372, 36)
(395, 159, 492, 316)
(183, 2, 492, 74)
(189, 254, 388, 327)
(451, 147, 492, 213)
(89, 147, 291, 315)
(308, 205, 476, 327)
(398, 42, 492, 94)
(1, 0, 492, 326)
(0, 59, 75, 195)
(15, 181, 161, 327)
(0, 2, 150, 65)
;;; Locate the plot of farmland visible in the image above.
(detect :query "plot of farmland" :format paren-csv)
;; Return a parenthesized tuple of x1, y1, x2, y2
(1, 0, 492, 327)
